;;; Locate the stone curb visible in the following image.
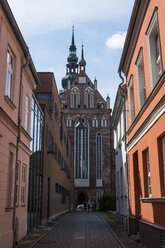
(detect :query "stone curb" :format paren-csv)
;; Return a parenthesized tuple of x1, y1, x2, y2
(17, 213, 67, 248)
(98, 213, 126, 248)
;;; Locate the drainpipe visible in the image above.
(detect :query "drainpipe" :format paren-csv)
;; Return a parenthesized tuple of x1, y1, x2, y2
(13, 52, 30, 248)
(118, 71, 131, 235)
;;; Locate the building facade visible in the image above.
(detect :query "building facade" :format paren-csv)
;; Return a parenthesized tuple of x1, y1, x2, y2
(118, 0, 165, 247)
(34, 72, 73, 223)
(0, 0, 40, 247)
(27, 93, 44, 230)
(60, 28, 115, 206)
(112, 85, 128, 230)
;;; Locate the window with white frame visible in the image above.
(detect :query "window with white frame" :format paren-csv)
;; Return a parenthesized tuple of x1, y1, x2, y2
(143, 149, 151, 198)
(25, 95, 30, 131)
(21, 164, 26, 205)
(92, 116, 98, 127)
(15, 161, 20, 205)
(146, 8, 162, 88)
(66, 117, 72, 127)
(6, 151, 14, 207)
(136, 48, 146, 110)
(5, 50, 14, 99)
(101, 117, 107, 128)
(146, 150, 151, 197)
(128, 75, 135, 124)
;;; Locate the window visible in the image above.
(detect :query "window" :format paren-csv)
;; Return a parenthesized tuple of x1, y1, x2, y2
(54, 142, 57, 160)
(146, 9, 162, 88)
(158, 135, 165, 196)
(143, 149, 151, 198)
(101, 117, 107, 128)
(92, 117, 98, 127)
(70, 88, 80, 108)
(74, 118, 89, 179)
(84, 88, 94, 108)
(25, 95, 30, 131)
(136, 48, 146, 110)
(55, 103, 59, 126)
(5, 50, 14, 99)
(128, 75, 135, 124)
(21, 165, 26, 205)
(15, 161, 20, 205)
(6, 152, 14, 207)
(66, 118, 72, 127)
(96, 132, 102, 179)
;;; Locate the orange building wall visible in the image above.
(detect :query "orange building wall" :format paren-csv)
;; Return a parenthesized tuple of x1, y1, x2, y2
(0, 3, 38, 247)
(126, 0, 165, 228)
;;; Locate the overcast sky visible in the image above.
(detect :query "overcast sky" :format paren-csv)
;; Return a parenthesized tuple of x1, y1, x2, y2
(8, 0, 134, 108)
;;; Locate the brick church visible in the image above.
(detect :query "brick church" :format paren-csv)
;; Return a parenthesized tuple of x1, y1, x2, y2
(60, 27, 115, 205)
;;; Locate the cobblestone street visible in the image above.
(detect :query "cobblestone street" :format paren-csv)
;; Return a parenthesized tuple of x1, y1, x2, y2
(33, 212, 120, 248)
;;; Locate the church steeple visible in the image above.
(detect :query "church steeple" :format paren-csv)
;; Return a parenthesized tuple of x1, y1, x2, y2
(79, 43, 86, 74)
(62, 26, 78, 90)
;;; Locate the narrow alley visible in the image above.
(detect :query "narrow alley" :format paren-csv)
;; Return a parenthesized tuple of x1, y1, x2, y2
(34, 212, 120, 248)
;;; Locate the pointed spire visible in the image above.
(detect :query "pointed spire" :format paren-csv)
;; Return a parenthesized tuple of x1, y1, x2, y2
(79, 42, 86, 65)
(81, 43, 84, 60)
(72, 26, 75, 45)
(94, 77, 97, 90)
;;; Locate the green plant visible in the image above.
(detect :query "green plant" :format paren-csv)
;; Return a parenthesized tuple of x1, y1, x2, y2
(99, 195, 116, 211)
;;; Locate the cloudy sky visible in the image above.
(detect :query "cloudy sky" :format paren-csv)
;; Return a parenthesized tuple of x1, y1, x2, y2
(8, 0, 134, 107)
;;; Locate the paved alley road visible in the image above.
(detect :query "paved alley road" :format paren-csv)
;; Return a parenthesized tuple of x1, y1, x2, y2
(34, 211, 121, 248)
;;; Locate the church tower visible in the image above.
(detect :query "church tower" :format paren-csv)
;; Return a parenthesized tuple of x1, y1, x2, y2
(60, 28, 115, 206)
(62, 26, 78, 90)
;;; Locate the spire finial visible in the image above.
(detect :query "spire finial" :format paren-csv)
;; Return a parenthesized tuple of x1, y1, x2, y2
(72, 26, 75, 45)
(81, 42, 84, 60)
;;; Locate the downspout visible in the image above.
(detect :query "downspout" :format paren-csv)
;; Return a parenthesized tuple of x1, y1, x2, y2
(119, 71, 130, 235)
(13, 52, 30, 248)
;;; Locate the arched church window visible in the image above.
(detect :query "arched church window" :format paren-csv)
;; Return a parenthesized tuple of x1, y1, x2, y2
(92, 116, 98, 127)
(101, 117, 107, 128)
(96, 132, 102, 179)
(84, 87, 94, 109)
(70, 87, 80, 108)
(74, 118, 89, 179)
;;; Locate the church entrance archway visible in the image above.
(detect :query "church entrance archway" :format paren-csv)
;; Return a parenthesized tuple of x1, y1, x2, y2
(78, 192, 88, 205)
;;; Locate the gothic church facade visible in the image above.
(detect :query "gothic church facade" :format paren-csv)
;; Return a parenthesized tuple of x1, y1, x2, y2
(60, 27, 115, 205)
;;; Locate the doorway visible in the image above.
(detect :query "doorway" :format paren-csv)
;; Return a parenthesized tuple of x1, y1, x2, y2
(78, 192, 87, 205)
